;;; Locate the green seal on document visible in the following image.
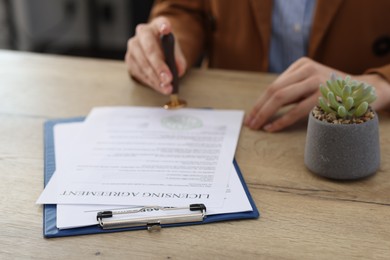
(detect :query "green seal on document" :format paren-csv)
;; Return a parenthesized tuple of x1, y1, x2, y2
(161, 115, 203, 130)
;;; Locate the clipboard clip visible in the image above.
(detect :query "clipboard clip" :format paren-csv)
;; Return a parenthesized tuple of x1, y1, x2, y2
(97, 204, 206, 232)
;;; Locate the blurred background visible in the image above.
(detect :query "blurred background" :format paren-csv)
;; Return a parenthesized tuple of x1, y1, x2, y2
(0, 0, 154, 60)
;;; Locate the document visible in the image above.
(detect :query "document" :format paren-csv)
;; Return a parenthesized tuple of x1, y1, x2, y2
(37, 107, 244, 207)
(53, 122, 252, 229)
(57, 166, 252, 229)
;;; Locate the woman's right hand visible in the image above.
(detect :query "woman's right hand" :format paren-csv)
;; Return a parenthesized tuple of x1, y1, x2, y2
(125, 17, 187, 95)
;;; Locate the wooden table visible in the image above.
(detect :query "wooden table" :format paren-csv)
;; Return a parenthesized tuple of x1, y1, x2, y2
(0, 50, 389, 259)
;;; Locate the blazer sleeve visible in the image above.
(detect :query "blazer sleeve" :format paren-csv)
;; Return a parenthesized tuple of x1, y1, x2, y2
(366, 64, 390, 83)
(150, 0, 207, 68)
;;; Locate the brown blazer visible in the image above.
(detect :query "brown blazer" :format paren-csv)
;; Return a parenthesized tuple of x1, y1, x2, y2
(151, 0, 390, 81)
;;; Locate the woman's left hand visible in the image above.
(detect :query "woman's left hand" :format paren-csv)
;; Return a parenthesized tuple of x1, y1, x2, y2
(244, 57, 390, 132)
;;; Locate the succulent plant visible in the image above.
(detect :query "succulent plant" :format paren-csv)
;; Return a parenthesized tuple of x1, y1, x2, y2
(318, 74, 377, 118)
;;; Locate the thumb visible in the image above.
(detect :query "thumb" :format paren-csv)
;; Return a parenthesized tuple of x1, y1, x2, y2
(152, 16, 186, 76)
(150, 16, 172, 36)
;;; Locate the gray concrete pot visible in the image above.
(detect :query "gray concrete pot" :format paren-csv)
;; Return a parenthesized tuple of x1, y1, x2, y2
(304, 110, 380, 180)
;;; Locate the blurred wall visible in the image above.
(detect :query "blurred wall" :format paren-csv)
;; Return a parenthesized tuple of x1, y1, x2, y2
(3, 0, 153, 59)
(0, 0, 10, 49)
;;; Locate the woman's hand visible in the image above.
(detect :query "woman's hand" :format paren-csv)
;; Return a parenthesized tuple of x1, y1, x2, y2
(125, 16, 187, 95)
(244, 57, 390, 132)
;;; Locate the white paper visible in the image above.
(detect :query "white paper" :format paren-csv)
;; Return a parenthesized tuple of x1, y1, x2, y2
(57, 166, 252, 229)
(53, 123, 252, 229)
(37, 107, 244, 207)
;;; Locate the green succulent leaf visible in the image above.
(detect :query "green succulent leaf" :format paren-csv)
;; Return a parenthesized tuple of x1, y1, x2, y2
(344, 97, 354, 111)
(326, 80, 334, 92)
(327, 80, 342, 97)
(319, 84, 329, 99)
(317, 74, 377, 119)
(364, 94, 377, 104)
(352, 86, 364, 99)
(354, 101, 369, 117)
(355, 86, 375, 105)
(335, 80, 344, 96)
(338, 106, 347, 118)
(319, 97, 333, 113)
(327, 92, 340, 110)
(362, 85, 373, 98)
(342, 85, 351, 102)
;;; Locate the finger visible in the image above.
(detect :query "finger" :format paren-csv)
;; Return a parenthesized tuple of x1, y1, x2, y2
(129, 38, 159, 87)
(136, 25, 174, 88)
(248, 77, 319, 130)
(271, 61, 317, 91)
(125, 39, 147, 83)
(128, 59, 153, 88)
(129, 59, 173, 95)
(263, 93, 318, 132)
(125, 35, 149, 80)
(129, 40, 172, 94)
(148, 17, 187, 79)
(245, 64, 314, 125)
(129, 37, 172, 94)
(277, 57, 313, 77)
(271, 60, 307, 87)
(150, 17, 187, 78)
(150, 16, 172, 35)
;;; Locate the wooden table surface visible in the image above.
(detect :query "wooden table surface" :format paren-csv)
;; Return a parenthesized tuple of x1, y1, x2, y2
(0, 50, 389, 259)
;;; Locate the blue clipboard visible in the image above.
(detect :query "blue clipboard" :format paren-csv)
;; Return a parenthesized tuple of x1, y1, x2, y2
(43, 117, 260, 238)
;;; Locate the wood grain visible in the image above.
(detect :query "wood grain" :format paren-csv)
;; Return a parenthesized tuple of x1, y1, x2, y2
(0, 50, 389, 259)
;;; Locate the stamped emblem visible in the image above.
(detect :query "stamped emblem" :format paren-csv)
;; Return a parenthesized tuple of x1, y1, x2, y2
(161, 115, 203, 130)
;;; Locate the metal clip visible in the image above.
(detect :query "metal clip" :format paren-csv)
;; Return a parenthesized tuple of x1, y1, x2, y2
(147, 222, 162, 232)
(96, 204, 207, 231)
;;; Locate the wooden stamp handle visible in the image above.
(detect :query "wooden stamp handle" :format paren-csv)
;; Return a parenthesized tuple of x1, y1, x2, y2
(161, 33, 179, 94)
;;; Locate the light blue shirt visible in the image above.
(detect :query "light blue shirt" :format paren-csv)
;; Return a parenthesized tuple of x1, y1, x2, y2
(269, 0, 317, 73)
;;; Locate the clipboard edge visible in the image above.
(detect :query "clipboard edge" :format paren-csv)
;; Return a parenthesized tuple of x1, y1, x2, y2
(42, 117, 260, 238)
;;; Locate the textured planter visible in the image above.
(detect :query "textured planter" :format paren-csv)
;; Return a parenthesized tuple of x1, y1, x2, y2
(304, 111, 380, 180)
